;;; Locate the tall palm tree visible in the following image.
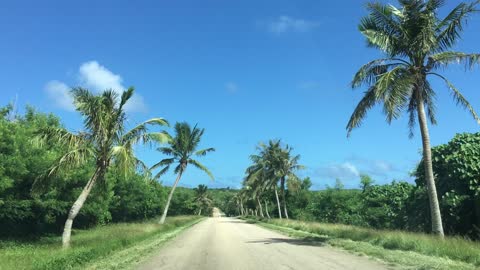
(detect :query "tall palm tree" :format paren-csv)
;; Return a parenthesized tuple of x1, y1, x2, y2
(274, 144, 303, 219)
(347, 0, 480, 237)
(152, 122, 214, 224)
(193, 184, 212, 215)
(247, 147, 282, 218)
(35, 88, 169, 248)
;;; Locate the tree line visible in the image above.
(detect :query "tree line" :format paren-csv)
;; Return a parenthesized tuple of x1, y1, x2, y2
(0, 87, 214, 248)
(231, 132, 480, 238)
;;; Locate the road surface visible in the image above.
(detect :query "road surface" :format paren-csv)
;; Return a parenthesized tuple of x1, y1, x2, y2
(137, 217, 391, 270)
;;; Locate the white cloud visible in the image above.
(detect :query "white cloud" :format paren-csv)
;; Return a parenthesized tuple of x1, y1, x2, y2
(45, 80, 75, 111)
(265, 16, 320, 34)
(45, 61, 146, 112)
(225, 82, 238, 94)
(315, 162, 360, 180)
(78, 61, 124, 92)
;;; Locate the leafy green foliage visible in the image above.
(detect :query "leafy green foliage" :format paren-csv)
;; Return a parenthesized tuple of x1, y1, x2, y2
(166, 187, 196, 215)
(362, 181, 414, 229)
(109, 173, 167, 222)
(0, 105, 174, 236)
(415, 132, 480, 237)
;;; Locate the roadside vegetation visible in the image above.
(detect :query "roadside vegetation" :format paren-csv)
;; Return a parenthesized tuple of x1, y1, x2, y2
(0, 216, 202, 270)
(1, 0, 480, 269)
(243, 217, 480, 270)
(233, 132, 480, 239)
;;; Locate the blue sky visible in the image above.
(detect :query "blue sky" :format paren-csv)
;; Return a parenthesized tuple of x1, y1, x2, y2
(1, 0, 479, 189)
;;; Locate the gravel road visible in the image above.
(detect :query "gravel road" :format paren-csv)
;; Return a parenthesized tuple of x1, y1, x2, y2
(137, 217, 391, 270)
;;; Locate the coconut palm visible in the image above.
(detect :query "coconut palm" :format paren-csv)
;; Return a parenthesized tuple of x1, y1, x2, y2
(247, 147, 283, 218)
(347, 0, 480, 236)
(244, 173, 266, 218)
(35, 87, 169, 248)
(152, 122, 214, 224)
(274, 144, 304, 219)
(193, 184, 212, 215)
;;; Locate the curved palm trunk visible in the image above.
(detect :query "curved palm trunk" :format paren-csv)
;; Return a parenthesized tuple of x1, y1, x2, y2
(417, 90, 444, 237)
(264, 200, 271, 219)
(257, 197, 264, 218)
(62, 167, 102, 248)
(159, 169, 184, 224)
(274, 187, 282, 219)
(280, 177, 289, 219)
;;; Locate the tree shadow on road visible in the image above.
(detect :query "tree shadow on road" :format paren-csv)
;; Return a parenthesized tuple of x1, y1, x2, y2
(218, 220, 245, 224)
(246, 236, 328, 247)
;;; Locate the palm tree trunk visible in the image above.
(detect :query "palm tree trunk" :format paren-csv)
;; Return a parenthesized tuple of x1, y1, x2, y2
(417, 89, 444, 237)
(264, 200, 271, 219)
(198, 208, 202, 216)
(274, 186, 282, 219)
(240, 198, 245, 216)
(159, 169, 184, 224)
(280, 177, 289, 219)
(257, 197, 264, 218)
(62, 167, 101, 248)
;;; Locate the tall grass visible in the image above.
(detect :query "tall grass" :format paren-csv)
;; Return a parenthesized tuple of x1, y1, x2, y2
(0, 216, 201, 270)
(258, 218, 480, 267)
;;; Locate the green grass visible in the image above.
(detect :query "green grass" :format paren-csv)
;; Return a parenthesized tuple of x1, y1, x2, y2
(0, 216, 203, 270)
(244, 217, 480, 270)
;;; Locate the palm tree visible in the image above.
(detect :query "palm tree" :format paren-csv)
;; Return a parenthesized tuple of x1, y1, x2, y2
(193, 184, 212, 215)
(246, 140, 303, 219)
(244, 174, 266, 218)
(274, 144, 303, 219)
(35, 88, 169, 248)
(152, 122, 214, 224)
(347, 0, 480, 237)
(247, 147, 282, 218)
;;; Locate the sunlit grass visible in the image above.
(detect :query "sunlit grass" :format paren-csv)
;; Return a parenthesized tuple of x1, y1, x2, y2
(0, 216, 201, 270)
(246, 217, 480, 269)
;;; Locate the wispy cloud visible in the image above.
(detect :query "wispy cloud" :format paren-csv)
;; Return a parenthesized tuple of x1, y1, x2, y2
(45, 61, 146, 112)
(45, 80, 75, 111)
(315, 162, 360, 180)
(263, 16, 320, 34)
(311, 157, 407, 189)
(225, 82, 239, 94)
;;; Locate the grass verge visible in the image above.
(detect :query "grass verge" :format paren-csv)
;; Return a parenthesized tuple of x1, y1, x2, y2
(243, 217, 480, 270)
(0, 216, 203, 270)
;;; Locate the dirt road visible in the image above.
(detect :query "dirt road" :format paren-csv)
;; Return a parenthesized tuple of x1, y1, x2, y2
(137, 217, 391, 270)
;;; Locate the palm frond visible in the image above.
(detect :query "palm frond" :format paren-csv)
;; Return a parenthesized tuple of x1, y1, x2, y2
(352, 58, 408, 88)
(428, 72, 480, 124)
(123, 118, 170, 142)
(34, 126, 89, 150)
(347, 87, 378, 136)
(151, 158, 176, 170)
(118, 87, 135, 111)
(435, 1, 478, 51)
(429, 52, 480, 70)
(195, 147, 215, 157)
(154, 165, 171, 179)
(189, 159, 214, 180)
